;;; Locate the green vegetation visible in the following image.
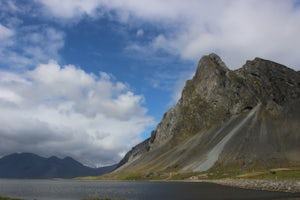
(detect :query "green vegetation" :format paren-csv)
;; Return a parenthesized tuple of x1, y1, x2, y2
(235, 168, 300, 180)
(0, 195, 123, 200)
(82, 197, 124, 200)
(0, 196, 23, 200)
(77, 166, 300, 181)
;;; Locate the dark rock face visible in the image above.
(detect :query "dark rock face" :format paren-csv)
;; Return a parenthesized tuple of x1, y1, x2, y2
(0, 152, 117, 178)
(237, 57, 300, 105)
(116, 53, 300, 174)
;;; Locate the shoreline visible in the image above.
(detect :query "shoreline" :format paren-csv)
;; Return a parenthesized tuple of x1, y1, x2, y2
(74, 177, 300, 194)
(201, 179, 300, 194)
(144, 178, 300, 194)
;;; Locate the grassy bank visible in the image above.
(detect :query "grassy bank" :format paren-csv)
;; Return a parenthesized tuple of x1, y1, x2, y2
(235, 167, 300, 180)
(0, 196, 120, 200)
(0, 196, 22, 200)
(77, 167, 300, 181)
(83, 198, 123, 200)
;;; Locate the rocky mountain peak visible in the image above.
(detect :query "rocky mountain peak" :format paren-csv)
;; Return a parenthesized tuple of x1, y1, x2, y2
(208, 53, 228, 69)
(193, 53, 229, 83)
(237, 57, 300, 106)
(116, 54, 300, 175)
(149, 54, 238, 148)
(181, 53, 257, 119)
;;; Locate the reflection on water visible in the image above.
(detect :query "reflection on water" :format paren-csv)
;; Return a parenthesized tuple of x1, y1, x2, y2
(0, 179, 298, 200)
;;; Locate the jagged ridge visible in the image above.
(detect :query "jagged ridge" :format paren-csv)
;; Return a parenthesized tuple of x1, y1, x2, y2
(116, 53, 300, 175)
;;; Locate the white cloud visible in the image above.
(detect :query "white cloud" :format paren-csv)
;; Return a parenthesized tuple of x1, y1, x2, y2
(175, 0, 300, 69)
(136, 29, 144, 37)
(34, 0, 300, 109)
(0, 25, 64, 68)
(0, 24, 14, 41)
(108, 0, 300, 101)
(0, 1, 65, 68)
(0, 61, 153, 166)
(37, 0, 300, 68)
(129, 0, 300, 69)
(37, 0, 103, 19)
(0, 24, 15, 51)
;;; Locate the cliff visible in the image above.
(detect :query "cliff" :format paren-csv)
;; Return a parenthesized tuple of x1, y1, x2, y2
(116, 53, 300, 176)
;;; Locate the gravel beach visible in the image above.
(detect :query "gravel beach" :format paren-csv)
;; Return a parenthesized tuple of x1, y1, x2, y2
(208, 179, 300, 193)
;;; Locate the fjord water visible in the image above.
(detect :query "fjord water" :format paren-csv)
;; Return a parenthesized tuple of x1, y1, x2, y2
(0, 179, 299, 200)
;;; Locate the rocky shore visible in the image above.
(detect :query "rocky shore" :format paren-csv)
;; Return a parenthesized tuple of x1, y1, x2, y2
(208, 179, 300, 193)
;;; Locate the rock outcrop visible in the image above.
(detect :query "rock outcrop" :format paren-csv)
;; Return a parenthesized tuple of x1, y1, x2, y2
(116, 53, 300, 175)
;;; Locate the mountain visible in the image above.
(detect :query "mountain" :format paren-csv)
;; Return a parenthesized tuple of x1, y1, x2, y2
(0, 152, 116, 179)
(116, 53, 300, 177)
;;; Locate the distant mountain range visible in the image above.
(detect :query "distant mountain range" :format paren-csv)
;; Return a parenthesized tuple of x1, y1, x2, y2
(0, 152, 116, 179)
(115, 53, 300, 177)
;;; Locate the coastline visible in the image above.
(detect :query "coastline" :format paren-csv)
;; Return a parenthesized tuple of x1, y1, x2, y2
(77, 172, 300, 194)
(201, 179, 300, 194)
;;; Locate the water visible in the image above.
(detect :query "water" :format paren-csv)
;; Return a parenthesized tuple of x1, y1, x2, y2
(0, 179, 299, 200)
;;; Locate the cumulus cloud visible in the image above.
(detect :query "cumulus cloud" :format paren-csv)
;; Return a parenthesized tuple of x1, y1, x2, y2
(0, 1, 64, 68)
(36, 0, 300, 69)
(0, 23, 15, 53)
(123, 0, 300, 69)
(0, 61, 153, 166)
(0, 24, 14, 41)
(37, 0, 103, 20)
(136, 29, 144, 37)
(34, 0, 300, 106)
(0, 25, 64, 68)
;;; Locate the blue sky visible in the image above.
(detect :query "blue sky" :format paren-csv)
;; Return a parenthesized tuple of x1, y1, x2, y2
(0, 0, 300, 167)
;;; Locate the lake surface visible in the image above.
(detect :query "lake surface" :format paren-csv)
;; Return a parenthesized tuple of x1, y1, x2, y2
(0, 179, 299, 200)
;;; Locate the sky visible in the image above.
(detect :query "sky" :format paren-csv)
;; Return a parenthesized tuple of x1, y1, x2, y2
(0, 0, 300, 167)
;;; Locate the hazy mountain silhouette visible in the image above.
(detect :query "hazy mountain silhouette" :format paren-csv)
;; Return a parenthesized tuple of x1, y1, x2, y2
(0, 152, 116, 179)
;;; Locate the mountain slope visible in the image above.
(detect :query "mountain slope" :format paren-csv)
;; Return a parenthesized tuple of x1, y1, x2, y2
(116, 53, 300, 176)
(0, 152, 116, 178)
